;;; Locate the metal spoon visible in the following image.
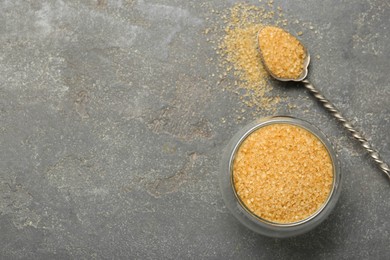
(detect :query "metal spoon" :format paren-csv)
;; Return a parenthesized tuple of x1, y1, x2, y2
(257, 27, 390, 181)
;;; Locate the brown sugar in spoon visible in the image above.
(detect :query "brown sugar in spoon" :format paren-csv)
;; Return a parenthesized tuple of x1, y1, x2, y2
(257, 26, 390, 180)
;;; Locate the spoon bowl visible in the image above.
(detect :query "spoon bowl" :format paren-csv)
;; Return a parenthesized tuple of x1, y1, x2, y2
(257, 26, 310, 82)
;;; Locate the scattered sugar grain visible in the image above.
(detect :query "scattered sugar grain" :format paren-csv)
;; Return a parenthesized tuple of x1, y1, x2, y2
(217, 3, 285, 111)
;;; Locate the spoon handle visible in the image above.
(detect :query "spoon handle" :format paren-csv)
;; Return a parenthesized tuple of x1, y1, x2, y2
(302, 79, 390, 180)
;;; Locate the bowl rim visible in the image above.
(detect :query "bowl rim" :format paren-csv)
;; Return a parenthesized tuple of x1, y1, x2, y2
(220, 116, 342, 237)
(229, 116, 337, 226)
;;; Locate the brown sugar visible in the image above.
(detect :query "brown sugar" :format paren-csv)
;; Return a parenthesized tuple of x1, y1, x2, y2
(216, 3, 284, 111)
(233, 123, 333, 223)
(222, 24, 268, 92)
(258, 26, 306, 79)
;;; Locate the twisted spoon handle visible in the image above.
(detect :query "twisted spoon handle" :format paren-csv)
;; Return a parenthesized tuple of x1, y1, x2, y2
(302, 79, 390, 180)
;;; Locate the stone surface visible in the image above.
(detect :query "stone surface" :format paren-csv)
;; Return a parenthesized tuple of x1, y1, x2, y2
(0, 0, 389, 259)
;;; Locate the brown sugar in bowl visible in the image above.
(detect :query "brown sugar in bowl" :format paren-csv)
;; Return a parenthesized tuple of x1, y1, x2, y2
(233, 123, 333, 224)
(219, 116, 341, 237)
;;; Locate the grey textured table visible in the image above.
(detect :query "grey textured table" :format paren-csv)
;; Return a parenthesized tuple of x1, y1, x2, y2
(1, 0, 389, 259)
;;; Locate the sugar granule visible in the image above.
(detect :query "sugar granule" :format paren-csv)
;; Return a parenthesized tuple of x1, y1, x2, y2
(233, 124, 334, 224)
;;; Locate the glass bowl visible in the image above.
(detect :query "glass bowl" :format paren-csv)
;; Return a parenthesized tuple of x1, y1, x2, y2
(219, 116, 342, 238)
